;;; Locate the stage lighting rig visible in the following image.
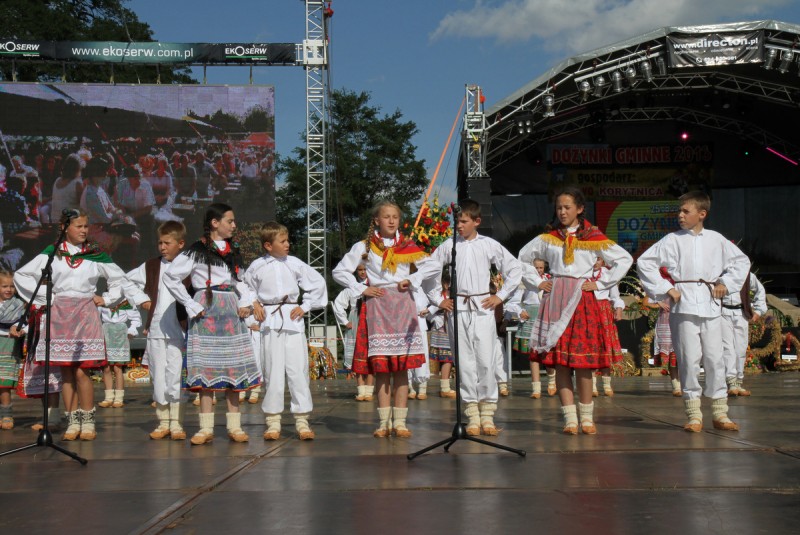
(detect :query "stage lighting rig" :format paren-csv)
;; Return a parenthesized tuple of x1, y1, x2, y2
(611, 71, 623, 93)
(640, 60, 653, 83)
(778, 50, 794, 73)
(542, 94, 555, 118)
(515, 112, 535, 135)
(593, 75, 607, 97)
(624, 65, 637, 87)
(763, 47, 778, 69)
(579, 80, 591, 102)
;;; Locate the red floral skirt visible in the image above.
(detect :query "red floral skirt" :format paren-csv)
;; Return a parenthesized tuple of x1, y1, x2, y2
(529, 291, 623, 369)
(351, 299, 425, 375)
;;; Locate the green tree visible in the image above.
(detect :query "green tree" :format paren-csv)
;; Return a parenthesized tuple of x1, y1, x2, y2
(0, 0, 194, 83)
(277, 89, 427, 265)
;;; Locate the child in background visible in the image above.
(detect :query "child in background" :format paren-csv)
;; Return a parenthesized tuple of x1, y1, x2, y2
(244, 221, 327, 441)
(427, 270, 456, 398)
(408, 287, 432, 400)
(512, 259, 551, 398)
(490, 276, 511, 397)
(0, 270, 26, 429)
(519, 187, 632, 435)
(332, 263, 375, 401)
(590, 257, 626, 397)
(722, 271, 767, 397)
(652, 268, 682, 397)
(97, 297, 141, 408)
(637, 191, 750, 432)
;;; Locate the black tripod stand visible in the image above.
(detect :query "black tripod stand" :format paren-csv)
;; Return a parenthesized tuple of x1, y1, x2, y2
(0, 217, 87, 464)
(408, 206, 525, 460)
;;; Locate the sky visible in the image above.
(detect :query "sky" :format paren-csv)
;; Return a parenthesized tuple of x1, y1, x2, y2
(128, 0, 800, 205)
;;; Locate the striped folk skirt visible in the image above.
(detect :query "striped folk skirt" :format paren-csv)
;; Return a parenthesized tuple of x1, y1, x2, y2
(36, 296, 106, 368)
(0, 336, 20, 387)
(103, 323, 131, 364)
(352, 289, 425, 375)
(185, 289, 261, 391)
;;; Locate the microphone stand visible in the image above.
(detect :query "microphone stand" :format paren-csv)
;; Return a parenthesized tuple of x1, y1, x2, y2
(0, 223, 88, 464)
(408, 206, 525, 460)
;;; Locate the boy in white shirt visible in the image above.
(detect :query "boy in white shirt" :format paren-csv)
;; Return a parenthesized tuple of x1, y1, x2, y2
(637, 191, 750, 432)
(722, 272, 767, 396)
(126, 221, 189, 440)
(244, 222, 328, 441)
(427, 200, 522, 436)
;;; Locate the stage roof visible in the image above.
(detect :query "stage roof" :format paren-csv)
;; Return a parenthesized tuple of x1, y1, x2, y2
(465, 20, 800, 195)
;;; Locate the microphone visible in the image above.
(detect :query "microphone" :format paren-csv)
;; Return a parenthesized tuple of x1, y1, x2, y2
(451, 203, 461, 214)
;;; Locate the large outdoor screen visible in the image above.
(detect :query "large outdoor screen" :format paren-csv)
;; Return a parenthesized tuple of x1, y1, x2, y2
(0, 82, 276, 273)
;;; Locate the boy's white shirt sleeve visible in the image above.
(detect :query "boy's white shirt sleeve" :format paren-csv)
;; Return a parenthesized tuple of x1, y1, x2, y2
(331, 289, 351, 325)
(295, 258, 328, 313)
(126, 307, 143, 336)
(718, 240, 751, 296)
(491, 241, 522, 302)
(125, 263, 151, 306)
(164, 253, 205, 318)
(751, 274, 768, 315)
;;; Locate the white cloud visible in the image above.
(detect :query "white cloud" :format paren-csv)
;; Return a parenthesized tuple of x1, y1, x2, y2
(431, 0, 793, 54)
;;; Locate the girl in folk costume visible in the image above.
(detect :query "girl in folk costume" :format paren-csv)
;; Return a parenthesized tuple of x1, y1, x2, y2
(519, 187, 632, 435)
(652, 268, 682, 397)
(14, 209, 138, 440)
(427, 269, 456, 399)
(97, 295, 142, 408)
(163, 203, 260, 445)
(332, 263, 375, 401)
(0, 270, 26, 429)
(332, 201, 437, 438)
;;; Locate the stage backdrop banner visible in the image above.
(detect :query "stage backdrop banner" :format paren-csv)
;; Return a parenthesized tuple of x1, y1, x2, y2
(667, 31, 764, 68)
(595, 201, 681, 258)
(0, 40, 297, 64)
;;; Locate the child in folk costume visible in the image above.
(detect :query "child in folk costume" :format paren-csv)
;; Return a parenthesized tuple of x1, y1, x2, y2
(637, 191, 750, 432)
(333, 201, 437, 438)
(163, 203, 261, 445)
(722, 271, 767, 397)
(427, 270, 456, 399)
(331, 263, 375, 401)
(0, 270, 26, 429)
(590, 258, 626, 397)
(408, 287, 432, 400)
(14, 209, 139, 440)
(490, 277, 512, 397)
(243, 222, 327, 441)
(512, 259, 555, 399)
(125, 220, 190, 440)
(428, 200, 522, 436)
(519, 187, 632, 435)
(652, 268, 682, 397)
(97, 297, 141, 408)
